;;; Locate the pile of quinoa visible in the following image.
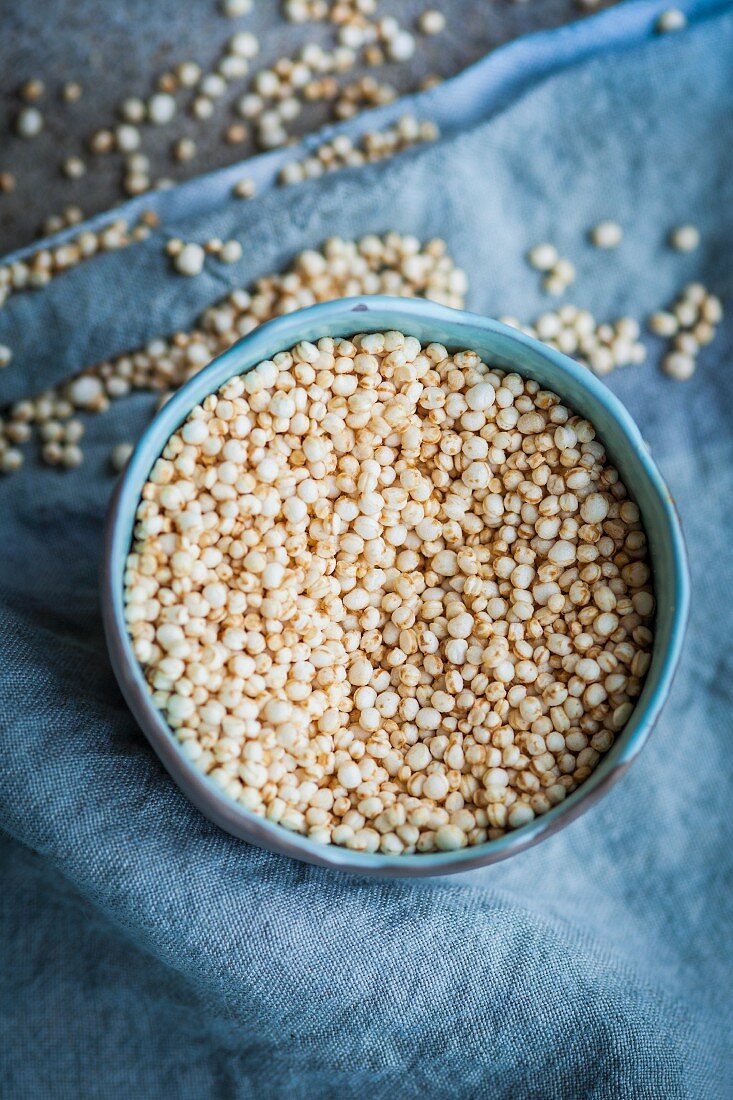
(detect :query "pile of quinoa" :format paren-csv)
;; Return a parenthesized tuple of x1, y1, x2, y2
(124, 330, 655, 855)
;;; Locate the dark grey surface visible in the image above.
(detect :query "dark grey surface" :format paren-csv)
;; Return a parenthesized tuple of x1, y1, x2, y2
(0, 0, 614, 253)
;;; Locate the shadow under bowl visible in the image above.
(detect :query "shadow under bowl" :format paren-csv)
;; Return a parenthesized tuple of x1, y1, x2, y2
(102, 296, 690, 877)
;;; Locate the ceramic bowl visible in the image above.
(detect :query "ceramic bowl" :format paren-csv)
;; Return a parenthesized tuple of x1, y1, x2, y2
(102, 296, 689, 876)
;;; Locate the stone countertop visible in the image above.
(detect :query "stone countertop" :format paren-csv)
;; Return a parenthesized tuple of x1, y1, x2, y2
(0, 0, 612, 253)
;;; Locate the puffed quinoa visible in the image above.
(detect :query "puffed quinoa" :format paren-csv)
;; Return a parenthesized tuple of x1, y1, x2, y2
(221, 0, 253, 15)
(62, 155, 86, 179)
(527, 244, 558, 272)
(278, 115, 439, 183)
(0, 234, 466, 469)
(668, 224, 700, 252)
(589, 221, 623, 249)
(418, 10, 446, 36)
(16, 106, 44, 139)
(656, 8, 687, 32)
(148, 92, 177, 125)
(20, 78, 45, 103)
(173, 243, 206, 277)
(648, 282, 723, 381)
(111, 442, 135, 472)
(125, 330, 655, 856)
(662, 351, 695, 381)
(504, 305, 647, 378)
(61, 81, 83, 103)
(233, 177, 256, 199)
(220, 240, 243, 264)
(173, 138, 197, 163)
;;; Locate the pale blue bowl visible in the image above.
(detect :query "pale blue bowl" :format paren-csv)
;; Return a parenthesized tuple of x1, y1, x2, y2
(102, 296, 690, 877)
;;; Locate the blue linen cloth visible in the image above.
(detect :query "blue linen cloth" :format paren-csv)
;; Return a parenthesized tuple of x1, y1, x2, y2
(1, 2, 732, 1096)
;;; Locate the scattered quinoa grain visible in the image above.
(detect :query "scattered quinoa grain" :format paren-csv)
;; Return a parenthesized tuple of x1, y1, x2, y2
(669, 224, 700, 252)
(200, 73, 227, 99)
(62, 155, 86, 179)
(220, 240, 243, 264)
(589, 221, 623, 249)
(418, 9, 446, 35)
(176, 61, 202, 87)
(20, 78, 45, 103)
(528, 243, 558, 272)
(233, 177, 256, 199)
(61, 81, 83, 103)
(228, 31, 260, 58)
(120, 97, 146, 123)
(221, 0, 253, 15)
(648, 282, 722, 380)
(191, 95, 215, 121)
(0, 449, 23, 474)
(172, 137, 197, 163)
(111, 443, 134, 472)
(148, 92, 176, 125)
(550, 258, 576, 286)
(89, 129, 115, 155)
(68, 374, 105, 409)
(662, 351, 696, 380)
(656, 8, 687, 32)
(61, 443, 83, 468)
(16, 106, 44, 139)
(173, 242, 206, 277)
(279, 115, 439, 185)
(648, 311, 678, 337)
(224, 123, 249, 145)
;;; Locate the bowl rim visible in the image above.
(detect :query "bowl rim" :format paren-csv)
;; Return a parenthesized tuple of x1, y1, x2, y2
(102, 295, 690, 877)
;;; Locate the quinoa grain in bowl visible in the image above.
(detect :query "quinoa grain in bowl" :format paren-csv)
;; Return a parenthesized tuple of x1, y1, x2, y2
(124, 329, 654, 856)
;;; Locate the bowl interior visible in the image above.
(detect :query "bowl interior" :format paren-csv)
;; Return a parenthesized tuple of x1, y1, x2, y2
(103, 296, 689, 876)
